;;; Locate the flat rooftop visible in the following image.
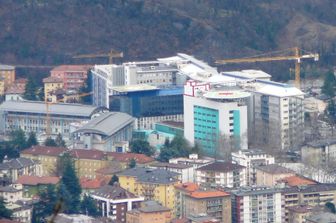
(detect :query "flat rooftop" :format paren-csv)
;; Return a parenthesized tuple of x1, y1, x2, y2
(111, 84, 158, 93)
(0, 100, 100, 117)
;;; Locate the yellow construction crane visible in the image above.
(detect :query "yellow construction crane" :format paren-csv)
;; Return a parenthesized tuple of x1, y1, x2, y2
(73, 49, 123, 64)
(45, 92, 93, 136)
(215, 47, 319, 89)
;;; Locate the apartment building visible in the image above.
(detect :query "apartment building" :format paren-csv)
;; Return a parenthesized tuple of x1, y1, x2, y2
(91, 184, 144, 222)
(5, 78, 27, 101)
(50, 65, 91, 90)
(0, 64, 15, 89)
(184, 80, 250, 156)
(0, 100, 103, 140)
(231, 187, 284, 223)
(195, 161, 246, 188)
(20, 146, 67, 176)
(126, 201, 172, 223)
(255, 164, 295, 187)
(117, 167, 180, 211)
(282, 184, 336, 222)
(174, 183, 231, 223)
(231, 149, 275, 185)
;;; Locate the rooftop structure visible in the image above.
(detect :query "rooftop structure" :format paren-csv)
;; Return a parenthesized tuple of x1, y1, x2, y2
(0, 64, 15, 70)
(118, 167, 179, 184)
(21, 146, 67, 157)
(278, 175, 317, 187)
(255, 164, 293, 174)
(305, 212, 336, 223)
(16, 175, 59, 185)
(196, 161, 244, 172)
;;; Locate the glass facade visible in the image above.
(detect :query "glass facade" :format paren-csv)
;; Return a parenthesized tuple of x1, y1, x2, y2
(193, 105, 219, 156)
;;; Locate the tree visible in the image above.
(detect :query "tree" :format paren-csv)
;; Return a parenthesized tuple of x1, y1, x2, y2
(80, 195, 99, 217)
(158, 135, 192, 162)
(9, 129, 27, 151)
(55, 152, 73, 177)
(0, 197, 12, 219)
(322, 70, 336, 97)
(109, 174, 119, 186)
(26, 132, 38, 148)
(80, 73, 92, 105)
(60, 154, 82, 213)
(44, 137, 57, 147)
(23, 76, 38, 100)
(130, 139, 155, 156)
(326, 202, 336, 213)
(33, 185, 57, 223)
(128, 158, 136, 168)
(55, 133, 66, 147)
(57, 183, 72, 214)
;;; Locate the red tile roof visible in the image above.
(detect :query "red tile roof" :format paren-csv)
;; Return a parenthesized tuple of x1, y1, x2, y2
(21, 146, 67, 157)
(107, 152, 154, 164)
(70, 149, 106, 160)
(80, 176, 110, 189)
(0, 219, 20, 223)
(175, 183, 199, 192)
(51, 65, 91, 72)
(14, 78, 27, 84)
(279, 175, 317, 187)
(16, 175, 60, 185)
(95, 164, 123, 175)
(189, 190, 230, 199)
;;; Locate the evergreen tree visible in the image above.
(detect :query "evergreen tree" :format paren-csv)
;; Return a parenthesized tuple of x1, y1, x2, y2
(56, 152, 72, 177)
(26, 132, 38, 148)
(108, 174, 119, 185)
(327, 99, 336, 123)
(322, 70, 336, 97)
(158, 135, 192, 162)
(0, 197, 12, 219)
(55, 133, 66, 147)
(33, 185, 57, 223)
(128, 158, 136, 168)
(60, 155, 82, 213)
(44, 137, 57, 147)
(326, 202, 336, 213)
(130, 139, 155, 156)
(23, 76, 38, 100)
(57, 183, 72, 214)
(80, 195, 99, 217)
(9, 129, 27, 151)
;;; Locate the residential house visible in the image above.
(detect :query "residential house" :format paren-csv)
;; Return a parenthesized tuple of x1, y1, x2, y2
(20, 146, 67, 176)
(126, 200, 172, 223)
(0, 65, 15, 89)
(195, 161, 246, 188)
(287, 205, 323, 223)
(16, 175, 59, 198)
(91, 184, 144, 222)
(5, 78, 27, 101)
(0, 184, 23, 203)
(255, 164, 295, 186)
(231, 149, 275, 185)
(80, 176, 110, 194)
(117, 167, 180, 211)
(149, 162, 194, 183)
(305, 212, 336, 223)
(43, 76, 64, 102)
(301, 139, 336, 166)
(0, 157, 41, 182)
(7, 201, 32, 223)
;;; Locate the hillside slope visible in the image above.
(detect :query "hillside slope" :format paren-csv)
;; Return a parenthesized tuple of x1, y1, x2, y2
(0, 0, 336, 79)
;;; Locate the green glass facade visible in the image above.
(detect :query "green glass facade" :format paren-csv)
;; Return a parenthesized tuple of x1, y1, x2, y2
(233, 110, 240, 136)
(193, 105, 219, 156)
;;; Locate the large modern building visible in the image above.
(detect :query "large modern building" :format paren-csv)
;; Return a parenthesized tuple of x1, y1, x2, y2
(231, 187, 284, 223)
(110, 85, 184, 129)
(221, 71, 305, 151)
(72, 112, 134, 151)
(231, 150, 275, 186)
(184, 80, 250, 156)
(0, 100, 104, 140)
